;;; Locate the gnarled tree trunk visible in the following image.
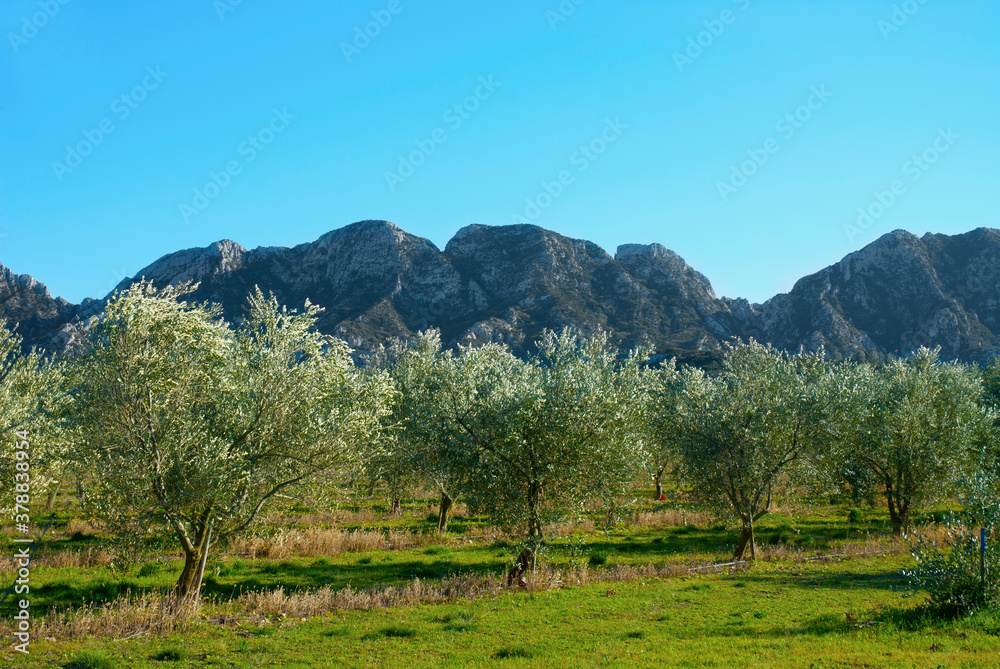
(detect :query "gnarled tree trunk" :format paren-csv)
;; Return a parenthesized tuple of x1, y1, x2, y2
(173, 522, 213, 603)
(436, 491, 453, 534)
(733, 516, 757, 561)
(884, 477, 908, 537)
(508, 486, 542, 587)
(44, 482, 61, 512)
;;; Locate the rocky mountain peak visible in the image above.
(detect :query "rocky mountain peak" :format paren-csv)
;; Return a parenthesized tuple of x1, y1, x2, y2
(0, 262, 79, 350)
(113, 239, 247, 293)
(615, 242, 672, 262)
(314, 220, 405, 246)
(614, 242, 723, 320)
(446, 223, 553, 257)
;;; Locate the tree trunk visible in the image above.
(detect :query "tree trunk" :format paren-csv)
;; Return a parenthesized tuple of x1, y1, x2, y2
(44, 482, 61, 512)
(173, 523, 213, 602)
(75, 478, 86, 501)
(175, 550, 200, 602)
(508, 496, 542, 587)
(885, 479, 903, 537)
(733, 518, 756, 561)
(654, 464, 668, 500)
(888, 506, 902, 537)
(436, 491, 452, 534)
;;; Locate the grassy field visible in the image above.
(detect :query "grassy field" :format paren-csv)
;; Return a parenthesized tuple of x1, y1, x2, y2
(2, 492, 998, 667)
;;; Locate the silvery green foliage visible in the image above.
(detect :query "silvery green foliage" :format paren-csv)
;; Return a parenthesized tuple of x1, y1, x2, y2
(905, 465, 1000, 613)
(362, 330, 463, 505)
(672, 340, 837, 559)
(0, 321, 47, 509)
(837, 348, 985, 535)
(641, 357, 684, 494)
(444, 329, 651, 568)
(981, 356, 1000, 412)
(63, 282, 392, 593)
(979, 357, 1000, 468)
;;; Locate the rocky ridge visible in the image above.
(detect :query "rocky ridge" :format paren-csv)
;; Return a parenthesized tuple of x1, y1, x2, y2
(1, 222, 997, 362)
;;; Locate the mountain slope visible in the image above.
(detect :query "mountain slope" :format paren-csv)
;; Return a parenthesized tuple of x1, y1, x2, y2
(754, 228, 999, 359)
(0, 264, 83, 351)
(2, 222, 997, 361)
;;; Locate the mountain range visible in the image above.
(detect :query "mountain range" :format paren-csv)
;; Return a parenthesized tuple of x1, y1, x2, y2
(1, 221, 997, 363)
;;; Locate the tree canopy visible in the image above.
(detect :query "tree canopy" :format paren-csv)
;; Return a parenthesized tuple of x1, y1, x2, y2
(63, 283, 392, 599)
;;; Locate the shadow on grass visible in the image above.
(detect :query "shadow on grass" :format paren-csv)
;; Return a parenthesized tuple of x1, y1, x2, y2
(868, 601, 1000, 634)
(728, 568, 905, 594)
(582, 530, 733, 559)
(200, 557, 508, 600)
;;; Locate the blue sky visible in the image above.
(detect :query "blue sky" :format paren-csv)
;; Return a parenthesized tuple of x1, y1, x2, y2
(1, 0, 997, 304)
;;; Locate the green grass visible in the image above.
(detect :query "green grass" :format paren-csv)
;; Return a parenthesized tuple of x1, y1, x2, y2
(6, 554, 1000, 668)
(2, 492, 994, 667)
(64, 650, 117, 669)
(150, 646, 189, 662)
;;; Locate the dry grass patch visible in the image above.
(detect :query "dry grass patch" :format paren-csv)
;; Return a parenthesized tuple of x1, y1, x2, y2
(225, 528, 433, 559)
(63, 519, 102, 537)
(0, 545, 112, 572)
(0, 593, 202, 640)
(631, 508, 715, 528)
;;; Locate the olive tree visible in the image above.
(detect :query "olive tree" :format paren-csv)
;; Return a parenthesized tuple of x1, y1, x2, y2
(839, 348, 984, 536)
(445, 330, 650, 580)
(64, 283, 391, 600)
(642, 359, 684, 500)
(905, 458, 1000, 613)
(363, 330, 467, 530)
(389, 331, 471, 532)
(0, 322, 48, 511)
(672, 341, 836, 560)
(979, 357, 1000, 469)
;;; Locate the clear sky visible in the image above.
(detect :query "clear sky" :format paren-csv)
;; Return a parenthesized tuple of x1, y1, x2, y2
(1, 0, 997, 304)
